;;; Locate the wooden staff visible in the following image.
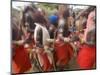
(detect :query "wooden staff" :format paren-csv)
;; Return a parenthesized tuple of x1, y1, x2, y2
(34, 46, 43, 72)
(29, 46, 43, 72)
(51, 31, 57, 71)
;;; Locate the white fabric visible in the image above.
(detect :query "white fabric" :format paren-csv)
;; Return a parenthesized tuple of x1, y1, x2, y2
(34, 23, 50, 46)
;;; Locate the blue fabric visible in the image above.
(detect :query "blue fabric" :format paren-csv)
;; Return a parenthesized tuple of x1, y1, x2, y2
(49, 15, 58, 24)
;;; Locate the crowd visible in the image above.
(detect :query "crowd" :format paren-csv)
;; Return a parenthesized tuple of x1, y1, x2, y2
(11, 4, 96, 74)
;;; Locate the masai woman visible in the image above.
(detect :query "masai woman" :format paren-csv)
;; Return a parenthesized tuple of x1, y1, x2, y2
(12, 15, 32, 73)
(32, 10, 54, 72)
(54, 5, 74, 70)
(77, 7, 96, 69)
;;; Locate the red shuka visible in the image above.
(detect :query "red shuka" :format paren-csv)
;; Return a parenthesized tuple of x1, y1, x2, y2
(54, 41, 74, 67)
(12, 45, 32, 73)
(37, 48, 53, 71)
(77, 44, 96, 69)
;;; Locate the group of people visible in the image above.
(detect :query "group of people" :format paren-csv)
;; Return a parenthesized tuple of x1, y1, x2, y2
(11, 4, 96, 74)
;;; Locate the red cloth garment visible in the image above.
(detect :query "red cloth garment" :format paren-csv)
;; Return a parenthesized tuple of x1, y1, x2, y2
(37, 49, 53, 71)
(12, 60, 20, 73)
(54, 41, 74, 67)
(12, 45, 32, 73)
(77, 44, 96, 69)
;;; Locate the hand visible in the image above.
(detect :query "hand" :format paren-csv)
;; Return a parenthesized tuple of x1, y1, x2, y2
(12, 40, 24, 45)
(64, 37, 70, 42)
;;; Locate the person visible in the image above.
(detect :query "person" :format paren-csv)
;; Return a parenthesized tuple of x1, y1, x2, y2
(54, 5, 74, 70)
(21, 6, 53, 72)
(20, 5, 37, 48)
(12, 16, 32, 73)
(83, 7, 96, 42)
(77, 7, 96, 69)
(33, 11, 53, 71)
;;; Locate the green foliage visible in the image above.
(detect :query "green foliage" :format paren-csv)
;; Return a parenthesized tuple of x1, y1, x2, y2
(32, 3, 58, 16)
